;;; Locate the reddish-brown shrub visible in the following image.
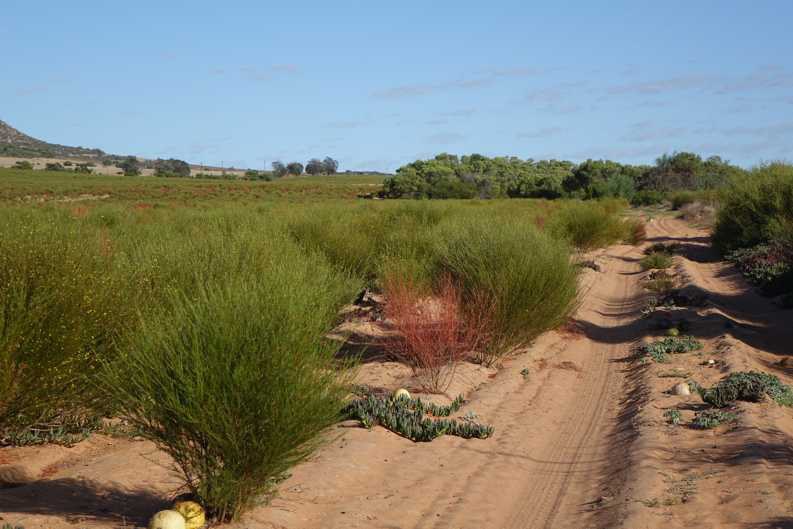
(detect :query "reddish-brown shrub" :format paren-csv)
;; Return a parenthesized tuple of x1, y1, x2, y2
(383, 276, 483, 392)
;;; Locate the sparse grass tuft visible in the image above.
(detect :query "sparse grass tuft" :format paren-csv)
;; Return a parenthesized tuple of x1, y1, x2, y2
(641, 252, 674, 271)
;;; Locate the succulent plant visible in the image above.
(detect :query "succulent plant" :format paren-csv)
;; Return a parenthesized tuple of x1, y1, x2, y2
(343, 393, 493, 442)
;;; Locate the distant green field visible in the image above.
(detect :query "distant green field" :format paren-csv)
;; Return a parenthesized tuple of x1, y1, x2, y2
(0, 168, 385, 204)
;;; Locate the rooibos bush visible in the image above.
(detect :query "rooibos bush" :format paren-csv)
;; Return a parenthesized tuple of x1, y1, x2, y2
(435, 217, 578, 363)
(383, 276, 484, 392)
(104, 231, 358, 521)
(547, 200, 628, 250)
(0, 211, 135, 436)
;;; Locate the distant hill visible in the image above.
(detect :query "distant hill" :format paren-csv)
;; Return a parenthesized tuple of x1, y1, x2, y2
(0, 119, 105, 158)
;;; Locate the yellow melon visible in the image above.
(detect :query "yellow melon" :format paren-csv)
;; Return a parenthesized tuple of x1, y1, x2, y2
(148, 510, 186, 529)
(393, 388, 411, 400)
(173, 500, 206, 529)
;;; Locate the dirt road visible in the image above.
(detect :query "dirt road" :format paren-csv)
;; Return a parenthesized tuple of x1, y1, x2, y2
(245, 242, 648, 529)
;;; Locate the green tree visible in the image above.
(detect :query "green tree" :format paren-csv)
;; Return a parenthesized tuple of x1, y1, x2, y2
(305, 158, 324, 175)
(271, 161, 287, 178)
(154, 158, 190, 178)
(119, 156, 141, 176)
(286, 162, 304, 176)
(322, 157, 339, 174)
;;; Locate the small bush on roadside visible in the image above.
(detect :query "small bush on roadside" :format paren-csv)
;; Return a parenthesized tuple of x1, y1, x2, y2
(547, 200, 628, 250)
(382, 276, 480, 392)
(698, 371, 793, 408)
(727, 244, 793, 296)
(641, 252, 674, 270)
(624, 218, 647, 245)
(692, 409, 737, 429)
(638, 336, 703, 363)
(13, 161, 33, 170)
(664, 409, 682, 425)
(436, 217, 578, 364)
(644, 276, 676, 296)
(631, 190, 665, 206)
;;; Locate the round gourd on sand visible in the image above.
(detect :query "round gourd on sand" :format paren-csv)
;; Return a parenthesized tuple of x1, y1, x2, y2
(667, 327, 680, 337)
(393, 388, 411, 400)
(173, 500, 206, 529)
(148, 510, 186, 529)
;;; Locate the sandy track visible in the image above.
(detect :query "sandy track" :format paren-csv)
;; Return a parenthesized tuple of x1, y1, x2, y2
(0, 232, 660, 529)
(621, 216, 793, 529)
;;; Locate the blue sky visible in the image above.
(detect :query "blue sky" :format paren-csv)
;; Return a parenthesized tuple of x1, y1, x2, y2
(2, 1, 792, 172)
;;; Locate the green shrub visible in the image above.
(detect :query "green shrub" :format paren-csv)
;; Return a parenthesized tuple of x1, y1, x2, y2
(12, 160, 33, 170)
(698, 371, 793, 408)
(344, 393, 493, 441)
(669, 191, 697, 210)
(624, 218, 647, 245)
(713, 163, 793, 254)
(692, 409, 737, 429)
(547, 200, 628, 250)
(0, 212, 136, 435)
(631, 190, 665, 206)
(640, 252, 674, 270)
(727, 244, 793, 296)
(104, 230, 359, 521)
(435, 216, 578, 363)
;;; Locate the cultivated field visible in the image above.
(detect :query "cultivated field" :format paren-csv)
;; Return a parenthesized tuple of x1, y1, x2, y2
(1, 165, 792, 529)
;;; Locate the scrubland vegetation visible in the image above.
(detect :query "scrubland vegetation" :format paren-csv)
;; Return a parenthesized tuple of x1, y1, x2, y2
(0, 169, 637, 520)
(713, 163, 793, 303)
(383, 151, 743, 201)
(3, 156, 791, 522)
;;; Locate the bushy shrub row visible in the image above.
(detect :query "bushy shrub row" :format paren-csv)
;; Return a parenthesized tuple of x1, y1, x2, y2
(383, 152, 743, 200)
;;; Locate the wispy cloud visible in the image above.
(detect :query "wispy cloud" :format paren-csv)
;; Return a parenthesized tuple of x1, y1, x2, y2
(425, 132, 466, 145)
(620, 122, 689, 143)
(439, 108, 477, 118)
(211, 64, 300, 81)
(608, 74, 716, 96)
(241, 64, 300, 81)
(372, 66, 544, 99)
(606, 67, 793, 98)
(516, 127, 564, 139)
(326, 120, 367, 129)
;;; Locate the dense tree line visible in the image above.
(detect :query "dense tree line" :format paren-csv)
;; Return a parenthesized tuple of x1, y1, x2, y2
(383, 152, 744, 200)
(272, 157, 339, 177)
